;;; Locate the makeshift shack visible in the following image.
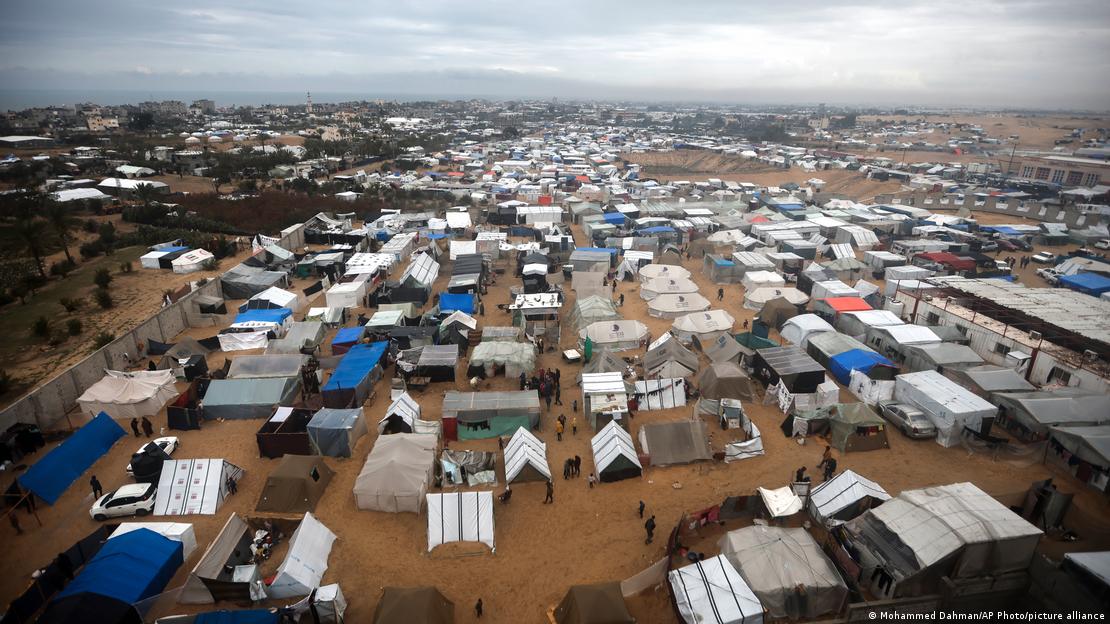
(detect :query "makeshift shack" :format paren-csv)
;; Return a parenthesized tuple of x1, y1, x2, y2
(322, 341, 388, 408)
(307, 407, 368, 457)
(77, 369, 178, 420)
(752, 346, 826, 394)
(441, 391, 541, 441)
(202, 377, 301, 420)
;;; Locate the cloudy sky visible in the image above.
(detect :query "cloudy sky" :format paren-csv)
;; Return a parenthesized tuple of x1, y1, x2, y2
(2, 0, 1109, 109)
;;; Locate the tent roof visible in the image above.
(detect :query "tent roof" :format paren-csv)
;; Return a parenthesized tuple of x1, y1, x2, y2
(426, 491, 495, 552)
(355, 434, 437, 507)
(19, 412, 126, 504)
(591, 420, 642, 473)
(554, 583, 634, 624)
(809, 469, 891, 522)
(639, 420, 712, 466)
(504, 427, 551, 482)
(669, 555, 763, 624)
(77, 369, 177, 406)
(373, 587, 455, 624)
(57, 527, 183, 605)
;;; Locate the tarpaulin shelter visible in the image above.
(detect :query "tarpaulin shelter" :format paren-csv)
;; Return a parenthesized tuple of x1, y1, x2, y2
(268, 512, 337, 598)
(222, 265, 288, 299)
(266, 321, 326, 355)
(256, 455, 334, 513)
(572, 271, 608, 299)
(19, 412, 126, 504)
(702, 254, 745, 284)
(254, 406, 311, 460)
(741, 270, 785, 292)
(307, 407, 367, 457)
(637, 420, 711, 466)
(438, 293, 476, 315)
(780, 314, 834, 349)
(373, 587, 455, 624)
(503, 427, 551, 483)
(805, 331, 871, 368)
(901, 343, 984, 374)
(130, 441, 172, 484)
(110, 522, 196, 560)
(354, 433, 437, 513)
(579, 320, 649, 352)
(202, 377, 300, 420)
(719, 526, 848, 620)
(554, 583, 634, 624)
(154, 459, 244, 516)
(829, 349, 897, 386)
(829, 403, 890, 452)
(752, 346, 825, 394)
(77, 369, 179, 420)
(669, 555, 764, 624)
(330, 326, 366, 356)
(945, 365, 1035, 397)
(568, 296, 621, 332)
(634, 378, 688, 410)
(442, 391, 540, 441)
(426, 491, 495, 552)
(697, 362, 757, 401)
(178, 513, 261, 603)
(570, 249, 613, 273)
(834, 309, 904, 340)
(239, 286, 304, 313)
(227, 354, 306, 379)
(378, 392, 440, 436)
(807, 469, 890, 526)
(576, 348, 628, 382)
(322, 341, 388, 408)
(894, 371, 997, 446)
(758, 486, 804, 517)
(992, 388, 1110, 438)
(157, 337, 212, 379)
(467, 342, 535, 379)
(43, 528, 183, 623)
(416, 345, 460, 382)
(843, 482, 1042, 597)
(743, 286, 809, 311)
(701, 332, 745, 364)
(591, 420, 642, 483)
(648, 293, 711, 319)
(644, 336, 698, 379)
(672, 309, 735, 344)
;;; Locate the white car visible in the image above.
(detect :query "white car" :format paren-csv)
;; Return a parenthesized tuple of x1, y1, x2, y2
(90, 483, 157, 521)
(1031, 252, 1056, 264)
(1036, 267, 1061, 284)
(125, 436, 180, 476)
(1095, 239, 1110, 250)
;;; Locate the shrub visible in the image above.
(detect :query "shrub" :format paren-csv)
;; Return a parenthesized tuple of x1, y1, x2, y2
(83, 219, 99, 233)
(93, 288, 113, 309)
(9, 285, 28, 305)
(93, 268, 112, 288)
(50, 260, 76, 277)
(119, 261, 133, 273)
(201, 258, 218, 271)
(92, 331, 115, 349)
(0, 369, 12, 395)
(48, 331, 67, 347)
(66, 319, 83, 335)
(98, 222, 117, 247)
(31, 316, 49, 337)
(59, 297, 80, 312)
(80, 240, 104, 258)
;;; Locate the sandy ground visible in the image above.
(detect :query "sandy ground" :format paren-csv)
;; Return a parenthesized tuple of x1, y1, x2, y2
(857, 114, 1110, 152)
(2, 213, 1109, 624)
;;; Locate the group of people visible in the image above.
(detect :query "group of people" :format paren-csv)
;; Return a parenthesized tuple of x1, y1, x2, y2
(554, 413, 576, 441)
(1004, 255, 1030, 269)
(794, 445, 839, 484)
(562, 455, 582, 479)
(520, 368, 562, 410)
(129, 416, 154, 438)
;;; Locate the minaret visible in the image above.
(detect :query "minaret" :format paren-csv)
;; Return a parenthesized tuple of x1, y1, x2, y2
(306, 91, 313, 115)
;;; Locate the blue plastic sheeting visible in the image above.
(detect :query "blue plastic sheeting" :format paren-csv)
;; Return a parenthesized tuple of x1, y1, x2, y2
(233, 308, 292, 325)
(829, 349, 896, 386)
(56, 528, 183, 605)
(332, 326, 366, 346)
(426, 233, 448, 239)
(638, 226, 676, 234)
(439, 293, 475, 314)
(160, 245, 190, 253)
(19, 412, 125, 505)
(577, 247, 618, 255)
(713, 258, 736, 266)
(1058, 272, 1110, 296)
(602, 212, 626, 225)
(324, 341, 388, 392)
(194, 610, 281, 624)
(981, 225, 1024, 236)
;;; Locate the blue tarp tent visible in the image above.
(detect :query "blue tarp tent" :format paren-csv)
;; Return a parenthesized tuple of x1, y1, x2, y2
(602, 212, 626, 225)
(1058, 272, 1110, 296)
(829, 349, 897, 385)
(19, 412, 125, 505)
(56, 528, 183, 605)
(638, 226, 676, 234)
(331, 325, 366, 354)
(193, 611, 281, 624)
(322, 341, 388, 408)
(439, 293, 475, 315)
(233, 308, 292, 325)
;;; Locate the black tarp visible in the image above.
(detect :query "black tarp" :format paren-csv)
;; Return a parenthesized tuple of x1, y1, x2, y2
(130, 442, 172, 484)
(752, 346, 826, 394)
(37, 593, 141, 624)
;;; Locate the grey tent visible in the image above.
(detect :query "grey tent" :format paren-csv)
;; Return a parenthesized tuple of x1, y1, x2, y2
(829, 403, 890, 452)
(994, 389, 1110, 437)
(577, 349, 628, 382)
(554, 583, 634, 624)
(256, 455, 335, 513)
(902, 343, 984, 374)
(373, 586, 455, 624)
(946, 365, 1035, 397)
(202, 377, 301, 420)
(567, 296, 621, 332)
(637, 420, 712, 466)
(227, 354, 307, 379)
(591, 420, 642, 483)
(267, 321, 326, 354)
(308, 408, 368, 457)
(697, 362, 757, 401)
(719, 525, 848, 620)
(179, 513, 261, 603)
(807, 469, 890, 526)
(643, 336, 699, 379)
(222, 263, 288, 299)
(758, 296, 802, 331)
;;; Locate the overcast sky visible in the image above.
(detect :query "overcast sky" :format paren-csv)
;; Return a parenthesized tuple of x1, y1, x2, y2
(3, 0, 1109, 109)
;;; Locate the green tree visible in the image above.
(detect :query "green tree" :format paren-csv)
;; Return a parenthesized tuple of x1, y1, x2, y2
(43, 200, 79, 265)
(12, 216, 48, 278)
(93, 267, 112, 289)
(134, 182, 159, 211)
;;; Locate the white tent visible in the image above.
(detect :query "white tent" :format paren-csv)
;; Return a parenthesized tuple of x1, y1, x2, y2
(638, 263, 691, 282)
(669, 555, 764, 624)
(154, 459, 245, 516)
(580, 319, 649, 351)
(741, 271, 786, 291)
(724, 422, 765, 462)
(400, 252, 440, 289)
(591, 420, 642, 483)
(633, 378, 688, 410)
(246, 286, 304, 312)
(178, 513, 263, 604)
(640, 277, 699, 301)
(172, 249, 215, 274)
(743, 287, 809, 311)
(217, 330, 270, 352)
(758, 486, 804, 517)
(325, 280, 367, 309)
(140, 250, 171, 269)
(780, 314, 835, 348)
(808, 469, 891, 526)
(110, 522, 197, 559)
(503, 426, 551, 483)
(268, 512, 337, 598)
(354, 433, 437, 513)
(378, 393, 441, 436)
(426, 491, 495, 552)
(672, 309, 735, 343)
(648, 293, 711, 319)
(77, 369, 179, 420)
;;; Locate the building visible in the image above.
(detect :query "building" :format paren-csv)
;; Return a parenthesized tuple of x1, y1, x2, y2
(191, 99, 216, 115)
(1012, 155, 1107, 188)
(85, 115, 120, 132)
(0, 135, 56, 148)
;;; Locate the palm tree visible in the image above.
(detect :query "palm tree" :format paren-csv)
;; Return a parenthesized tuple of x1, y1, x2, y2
(43, 200, 78, 264)
(13, 216, 48, 278)
(134, 182, 158, 211)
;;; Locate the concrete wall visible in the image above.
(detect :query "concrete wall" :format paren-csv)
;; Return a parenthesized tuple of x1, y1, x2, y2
(0, 224, 309, 431)
(874, 191, 1109, 230)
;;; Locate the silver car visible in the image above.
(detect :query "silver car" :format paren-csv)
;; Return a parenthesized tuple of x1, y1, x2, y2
(878, 401, 936, 439)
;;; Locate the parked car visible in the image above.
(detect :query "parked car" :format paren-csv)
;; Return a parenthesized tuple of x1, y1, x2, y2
(995, 239, 1020, 252)
(125, 436, 179, 476)
(1095, 239, 1110, 250)
(1012, 239, 1033, 251)
(90, 483, 157, 521)
(1031, 252, 1056, 264)
(1036, 267, 1062, 284)
(978, 241, 999, 252)
(878, 401, 937, 439)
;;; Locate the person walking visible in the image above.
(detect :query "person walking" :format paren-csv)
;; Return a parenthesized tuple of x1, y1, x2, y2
(618, 293, 625, 307)
(555, 368, 561, 384)
(822, 457, 838, 481)
(587, 472, 597, 488)
(794, 466, 809, 483)
(573, 455, 581, 477)
(519, 372, 527, 391)
(141, 416, 153, 438)
(571, 416, 578, 436)
(90, 475, 103, 498)
(544, 480, 554, 504)
(821, 445, 832, 464)
(563, 459, 571, 480)
(545, 392, 552, 411)
(572, 399, 578, 413)
(638, 500, 645, 518)
(555, 385, 562, 406)
(717, 287, 724, 301)
(644, 515, 656, 544)
(130, 418, 140, 437)
(475, 598, 483, 619)
(555, 419, 564, 441)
